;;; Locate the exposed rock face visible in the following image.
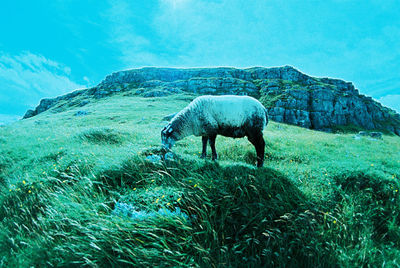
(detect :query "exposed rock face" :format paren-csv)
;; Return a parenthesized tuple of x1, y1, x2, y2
(23, 89, 87, 119)
(23, 66, 400, 135)
(261, 79, 400, 134)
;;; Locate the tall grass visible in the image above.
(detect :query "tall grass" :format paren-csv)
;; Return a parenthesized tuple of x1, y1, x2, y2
(0, 93, 399, 267)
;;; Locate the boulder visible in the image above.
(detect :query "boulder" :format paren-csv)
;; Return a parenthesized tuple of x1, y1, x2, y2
(145, 155, 162, 163)
(143, 90, 170, 98)
(74, 110, 89, 117)
(370, 132, 383, 139)
(164, 152, 175, 161)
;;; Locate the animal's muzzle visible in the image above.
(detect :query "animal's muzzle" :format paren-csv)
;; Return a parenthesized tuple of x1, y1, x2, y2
(161, 137, 175, 150)
(162, 142, 171, 150)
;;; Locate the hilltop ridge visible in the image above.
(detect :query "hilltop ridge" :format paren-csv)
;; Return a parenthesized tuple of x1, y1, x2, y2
(23, 66, 400, 135)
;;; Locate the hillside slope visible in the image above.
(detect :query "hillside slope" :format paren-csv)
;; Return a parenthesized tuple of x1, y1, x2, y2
(1, 92, 400, 266)
(23, 66, 400, 135)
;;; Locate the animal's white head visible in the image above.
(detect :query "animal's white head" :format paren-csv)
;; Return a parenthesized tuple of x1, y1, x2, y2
(161, 123, 177, 150)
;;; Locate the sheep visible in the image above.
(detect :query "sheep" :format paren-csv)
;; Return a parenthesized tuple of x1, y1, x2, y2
(161, 95, 269, 167)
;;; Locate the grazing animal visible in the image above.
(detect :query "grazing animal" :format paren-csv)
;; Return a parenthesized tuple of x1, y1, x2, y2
(161, 95, 269, 167)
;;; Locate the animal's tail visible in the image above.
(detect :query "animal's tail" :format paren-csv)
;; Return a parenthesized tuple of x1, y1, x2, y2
(265, 108, 269, 126)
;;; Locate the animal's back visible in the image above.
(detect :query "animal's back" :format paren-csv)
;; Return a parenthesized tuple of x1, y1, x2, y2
(191, 95, 267, 137)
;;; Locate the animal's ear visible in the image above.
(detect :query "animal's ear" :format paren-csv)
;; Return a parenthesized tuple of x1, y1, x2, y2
(162, 125, 169, 134)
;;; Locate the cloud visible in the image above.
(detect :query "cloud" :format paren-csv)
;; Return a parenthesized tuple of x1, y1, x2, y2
(103, 0, 168, 68)
(160, 0, 191, 9)
(154, 0, 256, 67)
(0, 51, 85, 123)
(378, 95, 400, 113)
(153, 0, 400, 95)
(101, 0, 400, 97)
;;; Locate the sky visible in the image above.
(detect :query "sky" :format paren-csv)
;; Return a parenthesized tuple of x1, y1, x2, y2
(0, 0, 399, 124)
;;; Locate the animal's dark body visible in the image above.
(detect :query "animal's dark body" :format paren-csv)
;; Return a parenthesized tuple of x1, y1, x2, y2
(161, 95, 269, 167)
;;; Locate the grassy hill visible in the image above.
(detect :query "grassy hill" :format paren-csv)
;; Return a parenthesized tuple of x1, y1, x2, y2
(1, 92, 400, 267)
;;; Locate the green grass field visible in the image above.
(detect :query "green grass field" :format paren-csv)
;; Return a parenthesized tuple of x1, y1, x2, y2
(1, 93, 400, 267)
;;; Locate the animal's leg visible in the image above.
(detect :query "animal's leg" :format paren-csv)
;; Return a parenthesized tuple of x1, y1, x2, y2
(248, 131, 265, 167)
(209, 134, 218, 160)
(201, 136, 208, 158)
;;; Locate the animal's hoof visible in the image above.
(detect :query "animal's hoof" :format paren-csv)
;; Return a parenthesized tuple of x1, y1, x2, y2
(200, 154, 206, 159)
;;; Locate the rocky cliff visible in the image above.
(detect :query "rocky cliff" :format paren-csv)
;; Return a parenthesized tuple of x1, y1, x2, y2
(23, 66, 400, 135)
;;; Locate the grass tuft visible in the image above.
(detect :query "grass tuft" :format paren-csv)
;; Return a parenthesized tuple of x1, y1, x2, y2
(77, 127, 127, 144)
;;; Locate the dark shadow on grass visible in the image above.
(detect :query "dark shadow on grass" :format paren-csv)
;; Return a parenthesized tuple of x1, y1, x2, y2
(188, 162, 335, 267)
(333, 171, 400, 245)
(97, 156, 337, 267)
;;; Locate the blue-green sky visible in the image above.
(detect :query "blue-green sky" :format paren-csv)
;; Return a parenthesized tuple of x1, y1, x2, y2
(1, 0, 399, 124)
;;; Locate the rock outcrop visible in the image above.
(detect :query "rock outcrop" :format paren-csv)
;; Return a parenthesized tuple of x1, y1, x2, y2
(23, 66, 400, 135)
(23, 88, 87, 119)
(261, 78, 400, 135)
